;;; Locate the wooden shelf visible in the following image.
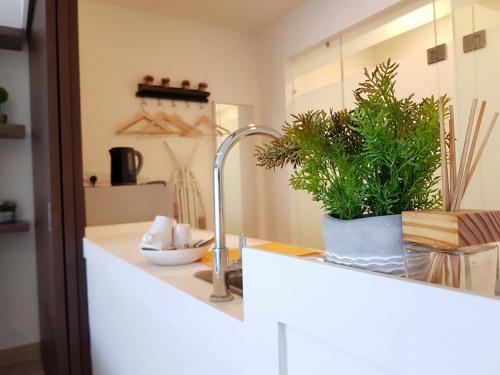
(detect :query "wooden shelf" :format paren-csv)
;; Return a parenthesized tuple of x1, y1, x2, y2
(0, 26, 25, 51)
(0, 124, 26, 139)
(136, 84, 210, 103)
(0, 221, 30, 234)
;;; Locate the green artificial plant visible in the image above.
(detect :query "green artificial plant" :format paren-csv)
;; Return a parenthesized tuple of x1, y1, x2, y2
(0, 87, 8, 123)
(256, 59, 444, 220)
(0, 201, 16, 213)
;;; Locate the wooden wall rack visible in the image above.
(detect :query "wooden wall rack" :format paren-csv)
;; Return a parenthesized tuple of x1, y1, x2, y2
(0, 26, 25, 51)
(136, 84, 210, 103)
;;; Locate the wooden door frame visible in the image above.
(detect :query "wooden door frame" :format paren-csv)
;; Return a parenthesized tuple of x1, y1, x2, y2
(29, 0, 91, 373)
(57, 0, 91, 373)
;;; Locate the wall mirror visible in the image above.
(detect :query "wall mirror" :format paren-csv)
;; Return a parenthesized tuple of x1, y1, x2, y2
(286, 0, 500, 249)
(215, 103, 262, 238)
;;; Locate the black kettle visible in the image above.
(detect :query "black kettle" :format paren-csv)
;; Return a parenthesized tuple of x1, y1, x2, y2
(109, 147, 143, 185)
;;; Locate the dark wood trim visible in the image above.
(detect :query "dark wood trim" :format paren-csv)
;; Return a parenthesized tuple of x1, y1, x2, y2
(30, 0, 91, 373)
(28, 0, 90, 371)
(56, 0, 91, 373)
(0, 26, 25, 51)
(29, 0, 70, 372)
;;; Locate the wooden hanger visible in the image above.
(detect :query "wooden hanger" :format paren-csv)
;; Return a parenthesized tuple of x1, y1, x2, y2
(151, 110, 183, 135)
(116, 105, 155, 134)
(192, 115, 230, 136)
(116, 102, 180, 135)
(154, 112, 201, 136)
(116, 101, 227, 137)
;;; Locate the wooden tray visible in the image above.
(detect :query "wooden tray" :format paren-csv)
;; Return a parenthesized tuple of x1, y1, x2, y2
(402, 210, 500, 249)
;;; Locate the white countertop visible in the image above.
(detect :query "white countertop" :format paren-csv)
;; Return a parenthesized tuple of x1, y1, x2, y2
(84, 221, 500, 375)
(84, 221, 268, 320)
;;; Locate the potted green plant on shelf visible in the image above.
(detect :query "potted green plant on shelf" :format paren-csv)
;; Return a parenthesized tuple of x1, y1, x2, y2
(0, 87, 8, 124)
(0, 201, 17, 224)
(256, 60, 443, 274)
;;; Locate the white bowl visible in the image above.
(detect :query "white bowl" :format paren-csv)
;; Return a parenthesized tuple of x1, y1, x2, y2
(140, 246, 208, 266)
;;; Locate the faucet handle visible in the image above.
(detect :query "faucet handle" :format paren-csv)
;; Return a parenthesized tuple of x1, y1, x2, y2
(238, 233, 247, 263)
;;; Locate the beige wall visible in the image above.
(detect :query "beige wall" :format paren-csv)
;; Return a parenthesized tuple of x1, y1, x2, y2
(0, 49, 39, 349)
(79, 0, 414, 243)
(79, 0, 261, 231)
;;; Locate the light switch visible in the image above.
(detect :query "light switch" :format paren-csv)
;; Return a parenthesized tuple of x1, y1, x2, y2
(463, 30, 486, 53)
(427, 43, 447, 65)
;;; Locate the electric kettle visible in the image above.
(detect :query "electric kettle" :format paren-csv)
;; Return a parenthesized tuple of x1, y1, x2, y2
(109, 147, 143, 185)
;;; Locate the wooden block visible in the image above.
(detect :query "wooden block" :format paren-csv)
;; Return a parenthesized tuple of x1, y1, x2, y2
(402, 210, 500, 249)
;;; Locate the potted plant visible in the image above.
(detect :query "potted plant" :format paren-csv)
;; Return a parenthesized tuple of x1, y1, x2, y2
(0, 87, 8, 124)
(0, 201, 17, 224)
(256, 60, 442, 274)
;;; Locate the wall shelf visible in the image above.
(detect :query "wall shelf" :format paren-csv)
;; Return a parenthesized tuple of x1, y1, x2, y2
(136, 84, 210, 103)
(0, 221, 30, 234)
(0, 124, 26, 139)
(0, 26, 25, 51)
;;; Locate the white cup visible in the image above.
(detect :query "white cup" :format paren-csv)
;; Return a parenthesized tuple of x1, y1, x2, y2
(147, 216, 175, 249)
(141, 232, 165, 251)
(173, 223, 191, 249)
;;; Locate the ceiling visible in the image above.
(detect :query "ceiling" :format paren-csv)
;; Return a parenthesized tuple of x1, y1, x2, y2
(92, 0, 307, 32)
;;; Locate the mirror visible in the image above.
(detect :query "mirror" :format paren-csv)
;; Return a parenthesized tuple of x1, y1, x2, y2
(215, 103, 259, 237)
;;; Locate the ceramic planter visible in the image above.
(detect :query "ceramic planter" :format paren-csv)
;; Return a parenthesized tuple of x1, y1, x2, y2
(0, 210, 15, 223)
(322, 214, 405, 275)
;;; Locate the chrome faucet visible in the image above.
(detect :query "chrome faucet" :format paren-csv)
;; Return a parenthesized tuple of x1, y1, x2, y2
(210, 125, 281, 302)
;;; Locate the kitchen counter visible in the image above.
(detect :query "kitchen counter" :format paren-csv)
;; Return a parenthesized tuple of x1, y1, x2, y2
(85, 222, 267, 320)
(84, 222, 500, 375)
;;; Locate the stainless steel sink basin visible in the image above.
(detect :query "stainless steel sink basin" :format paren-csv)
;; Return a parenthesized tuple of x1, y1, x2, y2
(194, 270, 243, 297)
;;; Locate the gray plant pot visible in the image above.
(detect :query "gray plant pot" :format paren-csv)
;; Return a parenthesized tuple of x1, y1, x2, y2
(322, 214, 405, 275)
(0, 211, 15, 224)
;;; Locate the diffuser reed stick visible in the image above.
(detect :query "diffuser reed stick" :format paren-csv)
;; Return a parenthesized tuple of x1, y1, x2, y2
(405, 100, 498, 289)
(436, 98, 498, 211)
(451, 99, 478, 211)
(462, 112, 499, 198)
(448, 105, 457, 193)
(454, 101, 486, 210)
(438, 97, 449, 210)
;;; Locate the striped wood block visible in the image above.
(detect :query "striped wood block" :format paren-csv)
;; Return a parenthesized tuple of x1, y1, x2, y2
(402, 210, 500, 249)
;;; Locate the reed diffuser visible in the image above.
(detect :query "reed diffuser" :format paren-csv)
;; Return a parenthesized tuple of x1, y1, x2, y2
(403, 98, 500, 295)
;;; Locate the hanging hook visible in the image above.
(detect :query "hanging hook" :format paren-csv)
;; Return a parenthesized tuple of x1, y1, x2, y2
(185, 101, 190, 109)
(199, 102, 204, 110)
(171, 99, 176, 108)
(157, 98, 165, 112)
(140, 97, 147, 111)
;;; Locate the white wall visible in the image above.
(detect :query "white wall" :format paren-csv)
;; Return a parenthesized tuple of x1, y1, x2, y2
(0, 49, 39, 349)
(256, 0, 404, 244)
(0, 0, 27, 29)
(79, 0, 261, 231)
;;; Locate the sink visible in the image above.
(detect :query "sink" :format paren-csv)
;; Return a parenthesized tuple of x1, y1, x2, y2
(194, 270, 243, 296)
